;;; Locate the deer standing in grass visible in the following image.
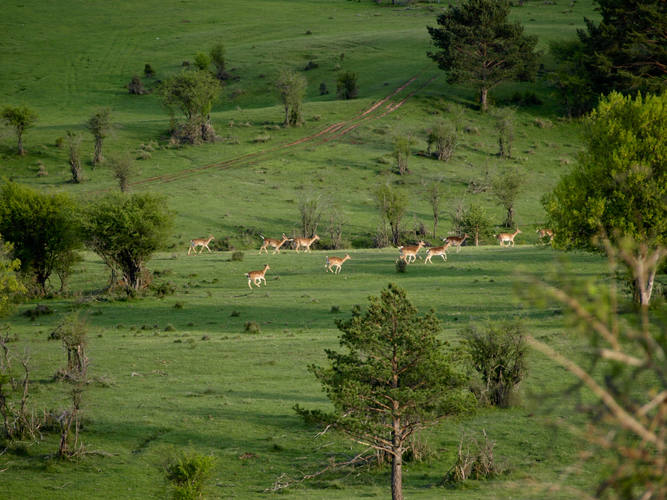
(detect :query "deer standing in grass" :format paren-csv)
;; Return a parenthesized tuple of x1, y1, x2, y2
(246, 264, 270, 289)
(188, 235, 215, 255)
(259, 233, 292, 254)
(536, 228, 554, 242)
(325, 254, 351, 274)
(424, 241, 451, 263)
(398, 240, 426, 264)
(443, 233, 468, 253)
(294, 234, 320, 253)
(496, 228, 522, 247)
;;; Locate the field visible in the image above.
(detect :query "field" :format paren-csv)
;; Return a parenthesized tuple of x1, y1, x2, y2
(0, 0, 631, 498)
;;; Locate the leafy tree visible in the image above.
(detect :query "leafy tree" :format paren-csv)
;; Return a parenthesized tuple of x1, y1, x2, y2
(494, 108, 515, 158)
(307, 284, 475, 500)
(425, 180, 443, 238)
(209, 43, 226, 80)
(66, 131, 84, 184)
(543, 91, 667, 305)
(82, 193, 172, 291)
(376, 184, 408, 246)
(160, 70, 221, 144)
(86, 108, 112, 165)
(426, 120, 457, 161)
(392, 135, 414, 175)
(108, 154, 133, 192)
(1, 106, 37, 156)
(492, 168, 523, 228)
(427, 0, 539, 112)
(579, 0, 666, 100)
(0, 240, 25, 317)
(193, 52, 210, 71)
(0, 182, 81, 295)
(336, 71, 359, 100)
(454, 203, 494, 246)
(274, 70, 307, 127)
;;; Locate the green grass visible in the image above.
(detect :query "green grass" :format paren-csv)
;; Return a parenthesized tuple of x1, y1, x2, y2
(0, 0, 626, 498)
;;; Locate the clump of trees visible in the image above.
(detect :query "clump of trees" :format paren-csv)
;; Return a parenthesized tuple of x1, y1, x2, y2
(453, 202, 493, 246)
(337, 71, 359, 100)
(375, 184, 408, 246)
(393, 135, 414, 175)
(492, 168, 523, 228)
(544, 91, 666, 304)
(1, 106, 37, 156)
(426, 120, 457, 161)
(427, 0, 539, 112)
(275, 70, 307, 127)
(86, 108, 113, 165)
(303, 284, 475, 500)
(160, 70, 221, 144)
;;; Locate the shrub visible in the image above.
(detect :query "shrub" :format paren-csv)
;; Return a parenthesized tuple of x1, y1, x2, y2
(127, 75, 147, 95)
(144, 63, 155, 78)
(231, 251, 244, 262)
(336, 71, 358, 99)
(165, 451, 216, 500)
(395, 257, 408, 273)
(152, 281, 176, 298)
(462, 321, 527, 407)
(427, 120, 457, 161)
(319, 82, 329, 95)
(193, 52, 210, 71)
(442, 430, 504, 484)
(209, 42, 226, 80)
(244, 321, 260, 334)
(252, 134, 271, 143)
(108, 154, 133, 193)
(304, 60, 318, 71)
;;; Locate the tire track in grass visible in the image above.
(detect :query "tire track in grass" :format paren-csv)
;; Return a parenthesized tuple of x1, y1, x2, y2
(88, 71, 436, 191)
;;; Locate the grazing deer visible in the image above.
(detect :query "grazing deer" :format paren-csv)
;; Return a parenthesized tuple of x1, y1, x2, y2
(259, 233, 292, 254)
(188, 235, 215, 255)
(398, 240, 426, 264)
(496, 228, 522, 247)
(424, 241, 452, 263)
(246, 264, 270, 289)
(325, 254, 351, 274)
(536, 228, 554, 242)
(443, 233, 468, 253)
(294, 234, 320, 253)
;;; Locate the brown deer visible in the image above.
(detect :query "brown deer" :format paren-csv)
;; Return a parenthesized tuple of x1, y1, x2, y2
(259, 233, 292, 254)
(325, 254, 351, 274)
(496, 228, 522, 247)
(294, 234, 320, 253)
(424, 241, 452, 263)
(188, 235, 215, 255)
(398, 241, 426, 264)
(443, 233, 468, 253)
(246, 264, 270, 289)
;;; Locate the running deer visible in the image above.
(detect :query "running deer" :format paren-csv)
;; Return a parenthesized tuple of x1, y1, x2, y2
(294, 234, 320, 253)
(424, 241, 452, 263)
(536, 228, 554, 242)
(259, 233, 292, 254)
(496, 228, 522, 247)
(443, 233, 468, 253)
(188, 235, 215, 255)
(246, 264, 270, 289)
(325, 254, 351, 274)
(398, 240, 426, 264)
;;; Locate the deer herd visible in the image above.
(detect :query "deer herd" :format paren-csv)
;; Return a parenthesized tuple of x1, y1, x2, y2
(187, 227, 554, 288)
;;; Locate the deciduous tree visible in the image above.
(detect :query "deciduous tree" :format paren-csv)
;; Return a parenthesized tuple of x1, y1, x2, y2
(275, 70, 307, 127)
(1, 106, 37, 156)
(86, 108, 112, 165)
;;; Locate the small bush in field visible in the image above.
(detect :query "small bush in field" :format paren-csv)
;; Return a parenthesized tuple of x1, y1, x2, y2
(231, 251, 244, 262)
(165, 451, 216, 500)
(395, 258, 407, 273)
(244, 321, 260, 333)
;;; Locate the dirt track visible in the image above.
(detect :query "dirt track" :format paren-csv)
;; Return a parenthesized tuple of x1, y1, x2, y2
(101, 72, 437, 190)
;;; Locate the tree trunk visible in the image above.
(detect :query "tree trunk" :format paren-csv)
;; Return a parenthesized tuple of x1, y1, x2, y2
(283, 103, 289, 126)
(505, 206, 514, 228)
(635, 270, 656, 306)
(93, 138, 103, 165)
(480, 88, 489, 112)
(17, 132, 24, 156)
(474, 229, 479, 246)
(391, 452, 403, 500)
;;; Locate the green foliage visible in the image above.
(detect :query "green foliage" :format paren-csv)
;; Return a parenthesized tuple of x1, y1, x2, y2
(0, 182, 81, 295)
(0, 241, 25, 318)
(462, 321, 527, 408)
(427, 0, 539, 111)
(308, 284, 475, 499)
(392, 135, 414, 175)
(66, 131, 84, 184)
(579, 0, 666, 100)
(492, 168, 523, 228)
(454, 203, 493, 246)
(1, 106, 37, 156)
(160, 70, 221, 143)
(81, 193, 173, 291)
(375, 184, 408, 246)
(209, 43, 226, 80)
(193, 52, 210, 71)
(107, 154, 133, 192)
(336, 71, 358, 100)
(86, 108, 112, 165)
(493, 108, 515, 159)
(274, 69, 307, 127)
(549, 39, 596, 117)
(544, 91, 667, 251)
(426, 120, 457, 161)
(165, 451, 216, 500)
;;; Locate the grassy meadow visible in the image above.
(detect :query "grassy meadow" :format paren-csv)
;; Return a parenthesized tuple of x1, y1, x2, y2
(0, 0, 636, 498)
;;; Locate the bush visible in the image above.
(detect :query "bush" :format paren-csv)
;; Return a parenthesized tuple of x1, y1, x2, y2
(462, 321, 527, 407)
(144, 63, 155, 78)
(395, 258, 408, 273)
(319, 82, 329, 95)
(165, 451, 216, 500)
(244, 321, 260, 334)
(193, 52, 210, 71)
(336, 71, 358, 99)
(231, 251, 244, 262)
(442, 430, 504, 484)
(127, 75, 147, 95)
(427, 120, 457, 161)
(304, 60, 318, 71)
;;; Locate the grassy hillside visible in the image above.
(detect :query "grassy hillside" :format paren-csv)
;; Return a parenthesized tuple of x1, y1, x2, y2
(0, 1, 626, 498)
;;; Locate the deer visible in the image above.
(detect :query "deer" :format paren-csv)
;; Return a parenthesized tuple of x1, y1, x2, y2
(325, 254, 351, 274)
(398, 240, 426, 264)
(424, 241, 452, 263)
(536, 228, 554, 242)
(443, 233, 468, 253)
(294, 234, 320, 253)
(246, 264, 270, 289)
(188, 235, 215, 255)
(259, 233, 292, 254)
(496, 228, 522, 247)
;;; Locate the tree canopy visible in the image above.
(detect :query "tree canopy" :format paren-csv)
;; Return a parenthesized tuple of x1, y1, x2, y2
(427, 0, 539, 111)
(82, 193, 173, 291)
(1, 106, 37, 156)
(307, 284, 474, 500)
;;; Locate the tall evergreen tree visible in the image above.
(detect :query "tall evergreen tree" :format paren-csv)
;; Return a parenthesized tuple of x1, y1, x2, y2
(427, 0, 539, 111)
